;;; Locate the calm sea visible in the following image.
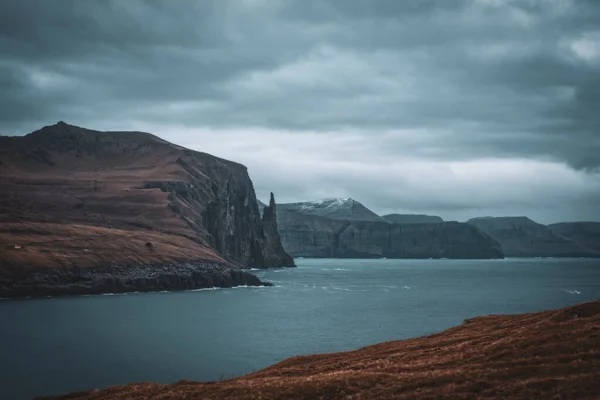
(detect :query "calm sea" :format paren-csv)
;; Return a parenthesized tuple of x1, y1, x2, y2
(1, 258, 599, 400)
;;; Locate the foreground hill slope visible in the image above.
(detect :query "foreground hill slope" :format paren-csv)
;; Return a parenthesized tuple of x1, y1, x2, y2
(41, 300, 600, 399)
(0, 122, 293, 297)
(468, 217, 599, 257)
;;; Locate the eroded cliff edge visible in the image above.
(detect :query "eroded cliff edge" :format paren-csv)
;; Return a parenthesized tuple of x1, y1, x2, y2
(0, 122, 294, 298)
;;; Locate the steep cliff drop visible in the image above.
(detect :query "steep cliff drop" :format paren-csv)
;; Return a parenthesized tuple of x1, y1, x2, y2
(0, 122, 294, 298)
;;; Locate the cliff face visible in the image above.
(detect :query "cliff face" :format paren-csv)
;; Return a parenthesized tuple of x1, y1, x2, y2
(277, 209, 503, 259)
(0, 122, 293, 297)
(468, 217, 599, 257)
(548, 222, 600, 252)
(383, 214, 443, 224)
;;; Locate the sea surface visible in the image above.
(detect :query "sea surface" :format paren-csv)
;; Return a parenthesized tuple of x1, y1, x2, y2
(2, 258, 600, 400)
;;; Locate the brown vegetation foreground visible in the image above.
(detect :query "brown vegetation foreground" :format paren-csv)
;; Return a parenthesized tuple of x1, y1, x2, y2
(40, 300, 600, 399)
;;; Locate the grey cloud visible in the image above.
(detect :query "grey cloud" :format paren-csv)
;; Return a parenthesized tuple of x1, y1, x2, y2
(1, 0, 599, 221)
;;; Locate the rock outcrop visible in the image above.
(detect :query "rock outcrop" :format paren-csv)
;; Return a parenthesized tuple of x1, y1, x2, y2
(383, 214, 443, 224)
(548, 222, 600, 252)
(0, 122, 293, 297)
(261, 193, 295, 267)
(277, 209, 503, 259)
(468, 217, 599, 257)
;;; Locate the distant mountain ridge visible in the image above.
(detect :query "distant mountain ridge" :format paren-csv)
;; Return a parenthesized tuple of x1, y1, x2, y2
(277, 208, 503, 259)
(260, 198, 598, 259)
(548, 222, 600, 252)
(270, 199, 502, 259)
(468, 216, 599, 257)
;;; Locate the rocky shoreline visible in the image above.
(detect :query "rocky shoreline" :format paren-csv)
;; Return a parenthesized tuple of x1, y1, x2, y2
(0, 262, 272, 299)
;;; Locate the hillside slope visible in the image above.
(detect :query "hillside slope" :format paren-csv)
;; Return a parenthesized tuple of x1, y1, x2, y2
(0, 122, 294, 297)
(41, 300, 600, 399)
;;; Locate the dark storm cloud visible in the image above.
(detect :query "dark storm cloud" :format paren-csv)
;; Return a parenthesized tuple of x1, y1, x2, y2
(1, 0, 599, 221)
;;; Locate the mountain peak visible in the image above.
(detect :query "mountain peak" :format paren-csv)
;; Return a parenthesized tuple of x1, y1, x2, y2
(279, 198, 384, 222)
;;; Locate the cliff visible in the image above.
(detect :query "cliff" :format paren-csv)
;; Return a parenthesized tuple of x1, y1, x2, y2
(548, 222, 600, 252)
(468, 217, 599, 257)
(0, 122, 293, 297)
(40, 300, 600, 399)
(383, 213, 443, 224)
(277, 209, 503, 259)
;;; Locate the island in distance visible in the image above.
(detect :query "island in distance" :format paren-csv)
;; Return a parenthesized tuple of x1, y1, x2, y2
(0, 122, 294, 298)
(259, 198, 599, 259)
(2, 122, 599, 299)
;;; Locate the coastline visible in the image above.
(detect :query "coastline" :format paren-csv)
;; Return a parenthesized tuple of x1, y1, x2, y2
(37, 299, 600, 400)
(0, 262, 272, 299)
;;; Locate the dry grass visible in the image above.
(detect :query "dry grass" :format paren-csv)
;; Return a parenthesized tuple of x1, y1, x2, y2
(38, 300, 600, 399)
(0, 221, 224, 274)
(0, 128, 235, 274)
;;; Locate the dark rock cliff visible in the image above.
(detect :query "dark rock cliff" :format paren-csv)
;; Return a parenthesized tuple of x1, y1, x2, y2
(383, 214, 444, 224)
(468, 217, 599, 257)
(277, 209, 503, 259)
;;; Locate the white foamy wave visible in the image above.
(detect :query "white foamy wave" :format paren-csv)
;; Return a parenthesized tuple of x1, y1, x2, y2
(101, 291, 141, 296)
(564, 289, 582, 295)
(403, 286, 411, 290)
(190, 287, 219, 292)
(331, 286, 351, 291)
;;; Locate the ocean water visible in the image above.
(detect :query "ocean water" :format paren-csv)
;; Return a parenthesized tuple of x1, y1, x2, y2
(1, 258, 599, 400)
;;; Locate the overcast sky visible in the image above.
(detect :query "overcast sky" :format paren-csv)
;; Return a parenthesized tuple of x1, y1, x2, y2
(1, 0, 599, 223)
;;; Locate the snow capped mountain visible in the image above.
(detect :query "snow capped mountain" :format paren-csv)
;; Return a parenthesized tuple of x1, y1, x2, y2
(278, 198, 385, 222)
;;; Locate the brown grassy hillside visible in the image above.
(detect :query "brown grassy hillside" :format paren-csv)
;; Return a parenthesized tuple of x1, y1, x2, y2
(40, 300, 600, 399)
(0, 122, 293, 273)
